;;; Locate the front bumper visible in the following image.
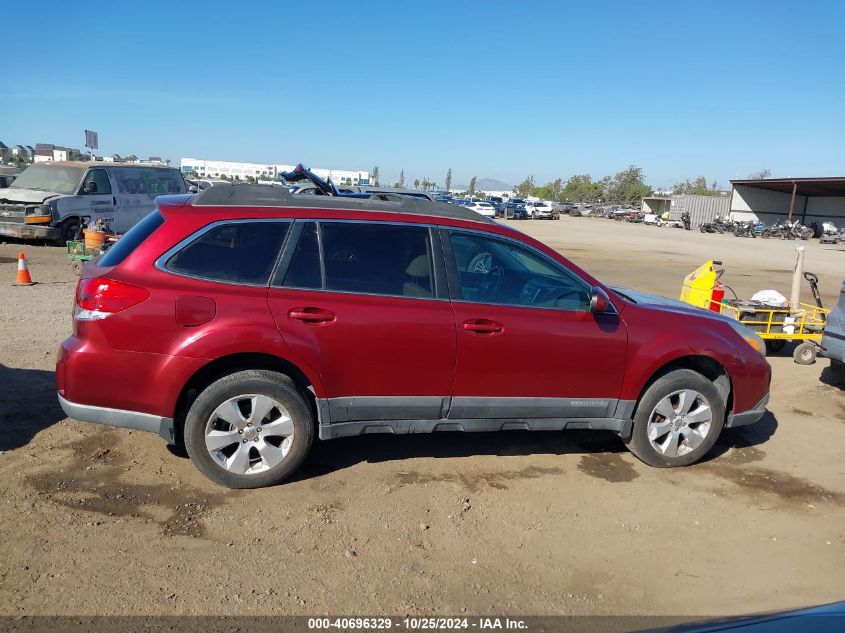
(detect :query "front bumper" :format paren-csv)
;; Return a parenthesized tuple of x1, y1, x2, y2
(58, 393, 175, 443)
(0, 221, 59, 240)
(726, 392, 769, 428)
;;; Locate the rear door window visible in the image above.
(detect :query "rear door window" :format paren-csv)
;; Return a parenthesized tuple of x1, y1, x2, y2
(320, 222, 434, 297)
(274, 221, 435, 298)
(164, 221, 290, 285)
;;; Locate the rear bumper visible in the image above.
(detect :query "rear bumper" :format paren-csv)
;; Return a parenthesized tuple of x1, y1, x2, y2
(0, 221, 59, 240)
(821, 332, 845, 362)
(58, 393, 174, 442)
(726, 393, 769, 428)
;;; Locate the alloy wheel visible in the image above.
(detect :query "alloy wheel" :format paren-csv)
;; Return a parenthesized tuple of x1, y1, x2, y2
(204, 394, 295, 475)
(646, 389, 712, 458)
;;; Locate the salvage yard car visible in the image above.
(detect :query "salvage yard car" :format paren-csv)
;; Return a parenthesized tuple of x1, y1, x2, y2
(526, 200, 558, 219)
(0, 161, 185, 243)
(58, 184, 771, 488)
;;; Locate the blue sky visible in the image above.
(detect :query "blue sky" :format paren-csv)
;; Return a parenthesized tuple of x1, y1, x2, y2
(3, 0, 844, 189)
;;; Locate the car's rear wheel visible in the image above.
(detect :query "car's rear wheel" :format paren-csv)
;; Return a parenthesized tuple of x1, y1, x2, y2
(184, 370, 314, 488)
(625, 369, 725, 467)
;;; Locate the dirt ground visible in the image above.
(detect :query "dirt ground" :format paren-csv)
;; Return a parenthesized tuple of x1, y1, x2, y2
(0, 217, 843, 618)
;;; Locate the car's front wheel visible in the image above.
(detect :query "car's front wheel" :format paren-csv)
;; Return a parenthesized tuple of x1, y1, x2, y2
(625, 369, 725, 467)
(184, 370, 314, 488)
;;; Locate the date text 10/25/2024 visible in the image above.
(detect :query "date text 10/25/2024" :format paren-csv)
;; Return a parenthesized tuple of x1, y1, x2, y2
(308, 617, 528, 630)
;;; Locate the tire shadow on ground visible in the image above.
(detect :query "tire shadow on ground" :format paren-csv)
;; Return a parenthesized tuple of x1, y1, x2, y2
(819, 361, 845, 390)
(0, 364, 65, 451)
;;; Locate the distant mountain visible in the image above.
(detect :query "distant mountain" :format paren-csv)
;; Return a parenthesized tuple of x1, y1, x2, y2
(478, 178, 512, 191)
(452, 177, 512, 192)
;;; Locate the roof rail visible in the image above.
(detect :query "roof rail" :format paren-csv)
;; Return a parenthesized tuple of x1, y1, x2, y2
(189, 181, 494, 224)
(193, 182, 292, 206)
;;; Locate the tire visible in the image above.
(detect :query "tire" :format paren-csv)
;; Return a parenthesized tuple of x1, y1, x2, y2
(184, 370, 314, 488)
(54, 217, 80, 246)
(765, 339, 786, 354)
(793, 342, 817, 365)
(625, 369, 725, 468)
(832, 360, 845, 385)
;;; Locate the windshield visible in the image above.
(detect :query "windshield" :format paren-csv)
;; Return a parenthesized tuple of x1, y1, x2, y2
(10, 164, 86, 194)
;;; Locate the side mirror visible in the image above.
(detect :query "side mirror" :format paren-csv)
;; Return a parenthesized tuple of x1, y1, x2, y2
(83, 181, 98, 194)
(188, 185, 199, 193)
(590, 286, 611, 314)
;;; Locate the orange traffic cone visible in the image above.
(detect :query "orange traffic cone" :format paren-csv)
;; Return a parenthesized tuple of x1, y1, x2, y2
(14, 252, 34, 286)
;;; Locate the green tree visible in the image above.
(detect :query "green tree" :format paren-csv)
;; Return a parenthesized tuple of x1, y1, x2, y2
(605, 165, 651, 205)
(561, 175, 603, 202)
(399, 169, 405, 187)
(372, 166, 380, 186)
(514, 175, 536, 198)
(468, 176, 477, 196)
(445, 168, 452, 192)
(414, 178, 420, 189)
(422, 177, 431, 191)
(749, 169, 771, 180)
(673, 176, 717, 196)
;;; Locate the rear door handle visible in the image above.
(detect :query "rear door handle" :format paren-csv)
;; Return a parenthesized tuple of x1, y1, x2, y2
(288, 307, 336, 324)
(463, 318, 504, 335)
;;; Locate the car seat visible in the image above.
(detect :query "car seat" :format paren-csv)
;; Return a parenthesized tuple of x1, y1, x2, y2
(403, 255, 432, 298)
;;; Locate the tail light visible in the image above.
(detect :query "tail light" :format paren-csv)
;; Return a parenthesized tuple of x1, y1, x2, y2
(74, 277, 149, 320)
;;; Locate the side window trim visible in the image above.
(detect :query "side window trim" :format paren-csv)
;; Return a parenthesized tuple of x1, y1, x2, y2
(316, 222, 327, 290)
(155, 218, 292, 288)
(437, 226, 463, 301)
(271, 219, 449, 301)
(442, 227, 595, 312)
(270, 220, 325, 290)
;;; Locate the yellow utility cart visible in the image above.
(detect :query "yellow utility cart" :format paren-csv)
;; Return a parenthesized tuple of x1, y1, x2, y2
(680, 260, 830, 364)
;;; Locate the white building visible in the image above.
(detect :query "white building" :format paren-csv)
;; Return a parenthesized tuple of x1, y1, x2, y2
(33, 145, 68, 162)
(180, 157, 370, 186)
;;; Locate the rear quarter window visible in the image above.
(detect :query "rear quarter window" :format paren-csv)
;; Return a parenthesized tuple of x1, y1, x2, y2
(164, 221, 290, 285)
(98, 211, 165, 267)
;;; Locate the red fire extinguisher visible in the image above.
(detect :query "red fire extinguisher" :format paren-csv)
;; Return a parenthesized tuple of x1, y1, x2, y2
(710, 283, 725, 313)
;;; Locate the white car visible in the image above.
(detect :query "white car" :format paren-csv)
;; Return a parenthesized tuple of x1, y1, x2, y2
(464, 201, 496, 218)
(526, 200, 558, 219)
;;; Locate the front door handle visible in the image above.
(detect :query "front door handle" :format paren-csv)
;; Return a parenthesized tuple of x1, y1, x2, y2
(463, 318, 504, 335)
(288, 307, 336, 324)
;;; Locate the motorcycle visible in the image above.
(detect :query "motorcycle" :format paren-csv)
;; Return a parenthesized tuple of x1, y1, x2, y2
(733, 221, 757, 238)
(761, 219, 812, 240)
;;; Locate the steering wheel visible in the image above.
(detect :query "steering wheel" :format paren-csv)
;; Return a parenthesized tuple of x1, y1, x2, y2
(468, 252, 493, 273)
(329, 248, 360, 263)
(479, 264, 504, 299)
(468, 252, 504, 299)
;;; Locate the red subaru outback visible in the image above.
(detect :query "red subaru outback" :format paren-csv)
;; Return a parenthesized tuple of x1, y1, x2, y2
(57, 185, 771, 488)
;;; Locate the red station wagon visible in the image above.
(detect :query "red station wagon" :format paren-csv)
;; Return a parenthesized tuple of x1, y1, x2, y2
(57, 185, 771, 488)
